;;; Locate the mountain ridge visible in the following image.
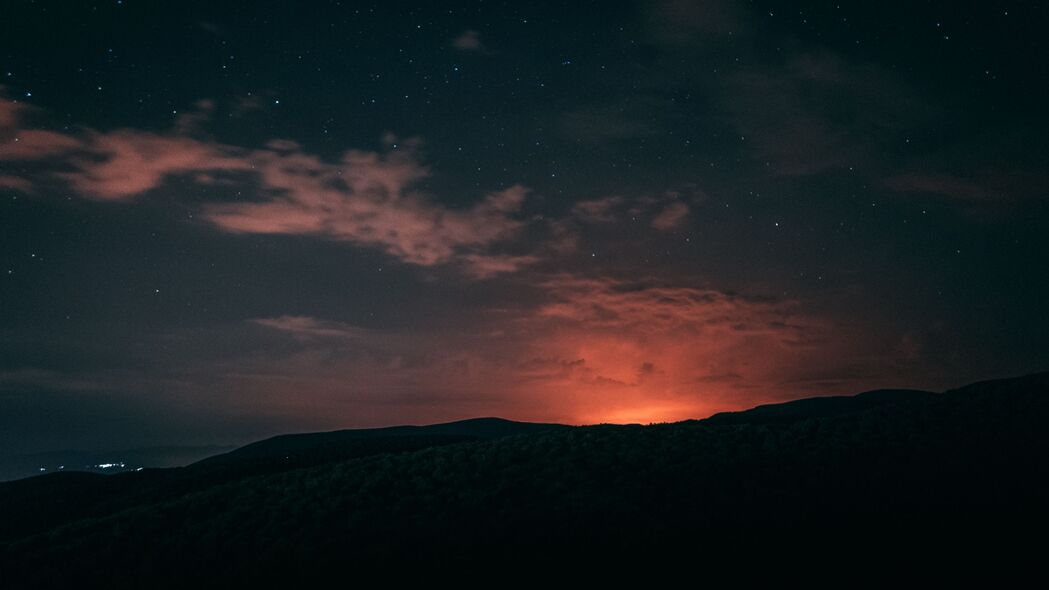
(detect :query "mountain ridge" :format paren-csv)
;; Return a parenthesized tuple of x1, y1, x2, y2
(2, 371, 1048, 583)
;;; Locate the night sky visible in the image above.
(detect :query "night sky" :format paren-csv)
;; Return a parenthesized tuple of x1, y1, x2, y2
(2, 0, 1047, 456)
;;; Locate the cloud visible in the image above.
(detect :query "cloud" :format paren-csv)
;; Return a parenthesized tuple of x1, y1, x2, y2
(572, 196, 625, 223)
(1, 97, 84, 161)
(0, 175, 33, 192)
(474, 274, 844, 422)
(536, 276, 808, 336)
(1, 95, 245, 198)
(174, 99, 218, 135)
(205, 157, 531, 265)
(571, 192, 694, 229)
(460, 254, 542, 279)
(0, 95, 538, 272)
(47, 268, 935, 431)
(251, 316, 370, 340)
(650, 200, 689, 230)
(202, 276, 829, 426)
(190, 275, 839, 427)
(646, 0, 745, 46)
(514, 356, 589, 382)
(62, 131, 249, 200)
(0, 95, 28, 128)
(544, 217, 581, 254)
(1, 128, 83, 161)
(886, 172, 999, 202)
(451, 30, 485, 52)
(231, 95, 265, 117)
(724, 53, 927, 176)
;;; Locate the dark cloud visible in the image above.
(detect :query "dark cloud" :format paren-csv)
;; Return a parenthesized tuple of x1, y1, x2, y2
(645, 0, 746, 45)
(886, 172, 999, 202)
(723, 52, 930, 176)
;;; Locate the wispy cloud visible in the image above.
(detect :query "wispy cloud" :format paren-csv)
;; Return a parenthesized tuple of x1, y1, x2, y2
(0, 94, 538, 273)
(571, 196, 625, 223)
(63, 131, 249, 200)
(204, 144, 532, 266)
(250, 316, 371, 340)
(886, 172, 999, 202)
(650, 201, 689, 230)
(460, 254, 542, 279)
(536, 275, 809, 336)
(570, 192, 692, 230)
(723, 52, 928, 176)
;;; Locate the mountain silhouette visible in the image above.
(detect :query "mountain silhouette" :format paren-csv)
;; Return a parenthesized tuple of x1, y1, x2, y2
(0, 417, 566, 545)
(2, 372, 1047, 584)
(702, 388, 935, 425)
(200, 416, 570, 463)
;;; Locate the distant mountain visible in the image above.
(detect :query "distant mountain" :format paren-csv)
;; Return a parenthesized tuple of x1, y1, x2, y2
(201, 416, 570, 464)
(702, 388, 935, 425)
(2, 373, 1048, 584)
(0, 417, 568, 545)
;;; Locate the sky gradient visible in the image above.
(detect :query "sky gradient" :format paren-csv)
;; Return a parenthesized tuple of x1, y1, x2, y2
(2, 0, 1048, 455)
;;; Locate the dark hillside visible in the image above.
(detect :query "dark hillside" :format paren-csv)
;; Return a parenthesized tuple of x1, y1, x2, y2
(2, 373, 1047, 585)
(0, 418, 567, 544)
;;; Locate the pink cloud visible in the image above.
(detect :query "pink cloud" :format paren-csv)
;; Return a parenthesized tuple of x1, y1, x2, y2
(504, 276, 844, 422)
(205, 144, 531, 266)
(0, 96, 28, 129)
(0, 175, 33, 192)
(570, 192, 693, 230)
(60, 131, 248, 200)
(1, 97, 83, 161)
(0, 128, 83, 161)
(572, 196, 624, 223)
(1, 95, 243, 198)
(0, 95, 539, 272)
(535, 276, 808, 335)
(650, 200, 690, 230)
(251, 316, 371, 340)
(461, 254, 542, 278)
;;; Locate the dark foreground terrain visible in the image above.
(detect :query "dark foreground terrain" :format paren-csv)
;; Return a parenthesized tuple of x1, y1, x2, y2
(2, 373, 1047, 585)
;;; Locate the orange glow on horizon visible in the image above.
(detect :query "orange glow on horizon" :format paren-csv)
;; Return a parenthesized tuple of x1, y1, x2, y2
(222, 276, 868, 432)
(569, 401, 712, 425)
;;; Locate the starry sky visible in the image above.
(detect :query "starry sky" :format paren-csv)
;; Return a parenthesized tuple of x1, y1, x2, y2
(1, 0, 1048, 455)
